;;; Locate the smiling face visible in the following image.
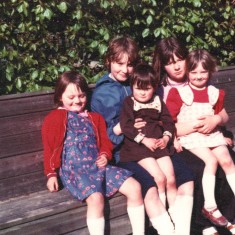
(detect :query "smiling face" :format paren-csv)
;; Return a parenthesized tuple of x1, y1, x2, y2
(61, 83, 87, 112)
(132, 83, 155, 103)
(188, 62, 209, 89)
(164, 54, 186, 82)
(110, 53, 134, 82)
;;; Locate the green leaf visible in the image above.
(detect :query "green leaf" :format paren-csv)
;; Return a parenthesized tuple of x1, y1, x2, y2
(142, 28, 150, 38)
(44, 8, 53, 19)
(146, 15, 153, 25)
(57, 2, 67, 13)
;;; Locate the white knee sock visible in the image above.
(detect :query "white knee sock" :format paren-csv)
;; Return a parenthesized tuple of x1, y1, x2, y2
(127, 204, 145, 235)
(202, 173, 217, 209)
(173, 195, 193, 235)
(150, 211, 175, 235)
(159, 192, 166, 207)
(87, 217, 105, 235)
(226, 172, 235, 195)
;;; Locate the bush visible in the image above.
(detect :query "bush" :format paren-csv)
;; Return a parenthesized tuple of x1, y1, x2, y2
(0, 0, 234, 95)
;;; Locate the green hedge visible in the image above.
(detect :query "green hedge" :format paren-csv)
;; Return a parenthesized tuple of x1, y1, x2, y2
(0, 0, 235, 95)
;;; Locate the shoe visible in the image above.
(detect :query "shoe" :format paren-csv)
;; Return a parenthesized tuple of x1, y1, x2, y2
(227, 222, 235, 235)
(202, 207, 228, 227)
(202, 226, 219, 235)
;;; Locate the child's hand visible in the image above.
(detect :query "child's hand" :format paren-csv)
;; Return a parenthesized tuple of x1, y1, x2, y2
(155, 136, 169, 149)
(113, 122, 122, 135)
(141, 137, 157, 152)
(47, 176, 59, 192)
(224, 137, 234, 148)
(174, 138, 183, 152)
(134, 118, 147, 132)
(96, 154, 108, 168)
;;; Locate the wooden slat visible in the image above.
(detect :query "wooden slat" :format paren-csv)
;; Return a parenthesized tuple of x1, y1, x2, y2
(0, 171, 46, 201)
(0, 151, 43, 179)
(0, 131, 42, 159)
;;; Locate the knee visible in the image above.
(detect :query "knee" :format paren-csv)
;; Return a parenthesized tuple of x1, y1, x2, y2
(144, 187, 159, 203)
(177, 181, 194, 196)
(220, 156, 234, 169)
(154, 175, 166, 190)
(86, 192, 104, 206)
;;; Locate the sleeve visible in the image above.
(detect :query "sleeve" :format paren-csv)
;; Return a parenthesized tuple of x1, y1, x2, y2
(96, 113, 113, 160)
(214, 89, 225, 114)
(160, 98, 176, 139)
(91, 87, 124, 146)
(41, 113, 57, 177)
(166, 88, 183, 121)
(120, 97, 143, 142)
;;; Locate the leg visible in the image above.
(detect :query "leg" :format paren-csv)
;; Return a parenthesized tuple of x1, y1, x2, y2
(119, 177, 145, 235)
(117, 161, 175, 235)
(138, 157, 167, 206)
(86, 192, 105, 235)
(171, 153, 194, 235)
(157, 156, 177, 207)
(190, 147, 228, 227)
(213, 145, 235, 194)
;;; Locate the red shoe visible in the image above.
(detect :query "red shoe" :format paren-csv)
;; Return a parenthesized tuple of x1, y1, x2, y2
(202, 207, 228, 227)
(227, 223, 235, 235)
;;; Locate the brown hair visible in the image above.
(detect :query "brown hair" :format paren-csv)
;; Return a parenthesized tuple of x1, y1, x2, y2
(105, 36, 140, 71)
(130, 63, 158, 91)
(186, 49, 217, 80)
(152, 37, 188, 85)
(54, 71, 89, 108)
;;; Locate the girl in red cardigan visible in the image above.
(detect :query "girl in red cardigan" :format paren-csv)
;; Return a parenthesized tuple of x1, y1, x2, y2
(42, 71, 145, 235)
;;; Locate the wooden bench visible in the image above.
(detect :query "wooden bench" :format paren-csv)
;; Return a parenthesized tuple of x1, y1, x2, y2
(0, 66, 235, 235)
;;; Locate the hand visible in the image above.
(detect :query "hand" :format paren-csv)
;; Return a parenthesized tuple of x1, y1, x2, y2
(113, 122, 122, 135)
(134, 118, 146, 132)
(96, 154, 108, 168)
(193, 115, 222, 134)
(47, 176, 59, 192)
(224, 137, 234, 148)
(142, 137, 157, 152)
(174, 138, 183, 152)
(155, 136, 169, 149)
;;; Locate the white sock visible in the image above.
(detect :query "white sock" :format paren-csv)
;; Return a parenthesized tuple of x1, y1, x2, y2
(87, 217, 105, 235)
(226, 172, 235, 195)
(150, 211, 175, 235)
(127, 204, 145, 235)
(202, 173, 217, 209)
(173, 195, 193, 235)
(202, 226, 218, 235)
(159, 192, 166, 207)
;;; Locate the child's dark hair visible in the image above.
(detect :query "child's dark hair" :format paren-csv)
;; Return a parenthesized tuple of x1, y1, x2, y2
(105, 36, 140, 71)
(152, 37, 188, 85)
(186, 49, 217, 79)
(130, 63, 158, 90)
(54, 71, 89, 108)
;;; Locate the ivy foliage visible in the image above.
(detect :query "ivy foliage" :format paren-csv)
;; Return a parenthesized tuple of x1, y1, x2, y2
(0, 0, 234, 94)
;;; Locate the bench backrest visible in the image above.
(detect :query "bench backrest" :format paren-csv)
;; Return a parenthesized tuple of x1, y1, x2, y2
(0, 66, 234, 201)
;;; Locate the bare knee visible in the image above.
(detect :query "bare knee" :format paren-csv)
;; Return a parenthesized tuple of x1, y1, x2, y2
(154, 174, 166, 192)
(86, 192, 104, 207)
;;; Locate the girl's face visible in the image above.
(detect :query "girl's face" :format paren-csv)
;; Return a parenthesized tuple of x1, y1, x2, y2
(164, 54, 186, 82)
(110, 53, 134, 82)
(61, 83, 87, 112)
(132, 83, 155, 103)
(188, 62, 209, 89)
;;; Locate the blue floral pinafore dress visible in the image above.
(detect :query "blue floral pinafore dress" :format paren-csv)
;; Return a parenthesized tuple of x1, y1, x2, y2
(60, 111, 132, 201)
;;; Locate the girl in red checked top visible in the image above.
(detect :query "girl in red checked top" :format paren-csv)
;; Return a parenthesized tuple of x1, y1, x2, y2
(42, 71, 145, 235)
(120, 63, 177, 214)
(166, 49, 235, 228)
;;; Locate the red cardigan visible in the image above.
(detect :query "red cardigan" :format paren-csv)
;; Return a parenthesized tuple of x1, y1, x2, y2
(41, 109, 113, 178)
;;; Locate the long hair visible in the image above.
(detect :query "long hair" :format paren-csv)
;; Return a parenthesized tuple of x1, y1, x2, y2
(152, 37, 188, 85)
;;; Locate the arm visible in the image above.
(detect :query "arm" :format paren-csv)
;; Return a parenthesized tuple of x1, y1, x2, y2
(91, 87, 124, 146)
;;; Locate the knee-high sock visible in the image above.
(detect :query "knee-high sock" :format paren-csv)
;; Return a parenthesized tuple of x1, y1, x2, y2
(150, 211, 175, 235)
(173, 195, 193, 235)
(87, 217, 105, 235)
(226, 172, 235, 195)
(202, 173, 217, 209)
(127, 204, 145, 235)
